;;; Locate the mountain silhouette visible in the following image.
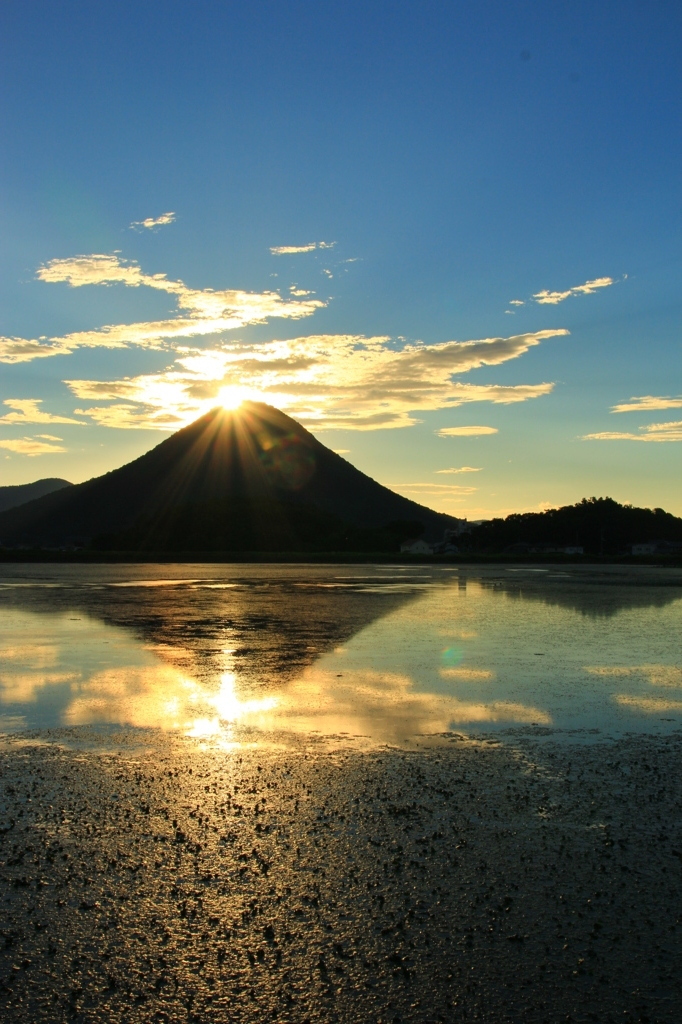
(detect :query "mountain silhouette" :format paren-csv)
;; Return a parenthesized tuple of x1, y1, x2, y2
(0, 403, 457, 552)
(467, 496, 682, 556)
(0, 478, 71, 514)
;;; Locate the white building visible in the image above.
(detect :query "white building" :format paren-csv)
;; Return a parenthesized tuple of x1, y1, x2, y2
(400, 538, 433, 555)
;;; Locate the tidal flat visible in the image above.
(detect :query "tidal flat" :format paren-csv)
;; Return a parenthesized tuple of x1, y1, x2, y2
(1, 564, 681, 1022)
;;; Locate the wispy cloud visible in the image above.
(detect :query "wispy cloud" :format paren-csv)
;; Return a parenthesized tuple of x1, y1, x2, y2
(0, 399, 83, 425)
(532, 276, 614, 305)
(0, 437, 66, 455)
(611, 394, 682, 413)
(387, 482, 478, 496)
(65, 328, 564, 432)
(130, 212, 176, 230)
(582, 420, 682, 442)
(509, 299, 525, 306)
(444, 383, 554, 404)
(270, 241, 336, 255)
(436, 426, 498, 437)
(435, 466, 482, 474)
(72, 403, 185, 431)
(0, 254, 325, 364)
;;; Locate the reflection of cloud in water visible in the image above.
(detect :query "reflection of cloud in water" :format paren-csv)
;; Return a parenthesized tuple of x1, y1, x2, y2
(0, 671, 78, 704)
(586, 663, 682, 718)
(61, 664, 279, 735)
(585, 664, 682, 687)
(57, 663, 550, 743)
(1, 566, 679, 740)
(0, 715, 27, 731)
(439, 667, 495, 681)
(0, 639, 77, 703)
(614, 694, 682, 714)
(0, 644, 59, 668)
(109, 580, 206, 588)
(63, 665, 197, 729)
(260, 668, 550, 743)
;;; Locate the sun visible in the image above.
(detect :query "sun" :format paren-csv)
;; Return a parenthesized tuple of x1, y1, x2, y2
(217, 385, 249, 410)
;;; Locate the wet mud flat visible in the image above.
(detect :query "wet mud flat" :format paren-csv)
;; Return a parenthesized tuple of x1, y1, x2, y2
(0, 730, 681, 1024)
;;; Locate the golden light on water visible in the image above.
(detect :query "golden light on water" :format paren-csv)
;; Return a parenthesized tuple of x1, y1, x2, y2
(188, 672, 279, 737)
(2, 579, 681, 744)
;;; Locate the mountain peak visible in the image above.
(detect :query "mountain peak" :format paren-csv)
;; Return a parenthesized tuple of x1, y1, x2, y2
(0, 405, 457, 551)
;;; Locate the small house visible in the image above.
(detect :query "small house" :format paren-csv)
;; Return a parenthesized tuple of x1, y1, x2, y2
(400, 538, 433, 555)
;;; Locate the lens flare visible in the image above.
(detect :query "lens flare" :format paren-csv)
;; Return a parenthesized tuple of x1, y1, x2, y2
(441, 645, 464, 667)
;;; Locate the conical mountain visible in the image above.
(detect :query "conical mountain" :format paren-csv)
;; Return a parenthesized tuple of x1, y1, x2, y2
(0, 403, 458, 552)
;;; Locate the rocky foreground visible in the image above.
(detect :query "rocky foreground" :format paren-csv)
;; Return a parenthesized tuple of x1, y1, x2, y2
(1, 729, 681, 1023)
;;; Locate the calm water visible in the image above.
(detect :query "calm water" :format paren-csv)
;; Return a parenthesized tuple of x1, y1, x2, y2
(1, 563, 681, 744)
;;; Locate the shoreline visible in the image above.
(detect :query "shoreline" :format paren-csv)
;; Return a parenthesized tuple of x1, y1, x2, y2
(1, 727, 680, 1022)
(1, 549, 682, 568)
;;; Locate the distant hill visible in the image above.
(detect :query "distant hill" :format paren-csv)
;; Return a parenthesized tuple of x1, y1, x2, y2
(467, 497, 682, 555)
(0, 404, 457, 552)
(0, 478, 71, 514)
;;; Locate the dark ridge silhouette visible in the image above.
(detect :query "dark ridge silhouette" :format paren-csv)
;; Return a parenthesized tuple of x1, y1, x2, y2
(0, 478, 71, 514)
(467, 497, 682, 556)
(0, 403, 456, 551)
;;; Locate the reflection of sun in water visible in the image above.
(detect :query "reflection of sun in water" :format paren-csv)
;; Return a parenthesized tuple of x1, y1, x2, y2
(187, 673, 279, 737)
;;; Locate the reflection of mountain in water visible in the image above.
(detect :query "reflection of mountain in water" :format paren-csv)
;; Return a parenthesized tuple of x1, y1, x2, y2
(0, 576, 425, 689)
(475, 575, 682, 618)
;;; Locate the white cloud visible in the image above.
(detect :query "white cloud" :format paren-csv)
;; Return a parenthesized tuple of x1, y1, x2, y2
(0, 254, 325, 364)
(130, 212, 176, 230)
(0, 437, 66, 455)
(64, 328, 563, 432)
(509, 299, 525, 306)
(35, 434, 63, 441)
(582, 420, 682, 442)
(435, 466, 482, 474)
(0, 399, 83, 425)
(436, 426, 498, 437)
(270, 241, 335, 255)
(611, 394, 682, 413)
(532, 276, 614, 305)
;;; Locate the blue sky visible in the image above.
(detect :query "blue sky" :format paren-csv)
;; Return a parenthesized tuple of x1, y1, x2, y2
(1, 1, 680, 517)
